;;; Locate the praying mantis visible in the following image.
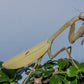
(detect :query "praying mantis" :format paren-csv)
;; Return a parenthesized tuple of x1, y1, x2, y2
(2, 12, 84, 84)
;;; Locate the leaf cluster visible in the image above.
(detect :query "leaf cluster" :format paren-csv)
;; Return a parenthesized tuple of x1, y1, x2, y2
(24, 58, 84, 84)
(0, 61, 24, 84)
(1, 58, 84, 84)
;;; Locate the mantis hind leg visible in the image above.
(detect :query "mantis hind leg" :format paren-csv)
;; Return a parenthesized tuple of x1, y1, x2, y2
(48, 46, 77, 68)
(64, 47, 78, 68)
(23, 57, 42, 84)
(48, 46, 72, 59)
(23, 62, 38, 84)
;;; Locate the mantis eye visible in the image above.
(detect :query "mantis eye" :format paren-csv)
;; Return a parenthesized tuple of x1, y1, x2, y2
(79, 12, 84, 21)
(81, 33, 84, 45)
(81, 39, 84, 45)
(25, 51, 30, 56)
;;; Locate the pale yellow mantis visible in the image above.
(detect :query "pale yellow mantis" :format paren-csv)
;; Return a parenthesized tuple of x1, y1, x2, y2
(2, 12, 84, 84)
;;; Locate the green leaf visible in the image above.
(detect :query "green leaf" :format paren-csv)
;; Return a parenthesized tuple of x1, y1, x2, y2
(34, 71, 42, 77)
(25, 81, 33, 84)
(2, 68, 23, 81)
(0, 71, 10, 82)
(58, 59, 68, 71)
(42, 71, 52, 78)
(44, 60, 57, 65)
(78, 63, 84, 72)
(64, 77, 77, 84)
(73, 60, 79, 66)
(43, 60, 57, 69)
(49, 75, 62, 84)
(28, 63, 35, 67)
(0, 61, 3, 69)
(49, 75, 57, 84)
(2, 68, 16, 79)
(44, 64, 56, 70)
(25, 71, 30, 75)
(67, 66, 79, 77)
(56, 74, 65, 81)
(10, 82, 18, 84)
(67, 59, 79, 66)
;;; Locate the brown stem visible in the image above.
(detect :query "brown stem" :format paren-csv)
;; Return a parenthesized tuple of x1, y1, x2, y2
(23, 62, 38, 84)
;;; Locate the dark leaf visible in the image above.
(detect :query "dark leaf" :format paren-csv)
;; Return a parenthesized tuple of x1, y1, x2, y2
(49, 75, 62, 84)
(0, 71, 10, 82)
(58, 59, 68, 71)
(28, 63, 35, 67)
(34, 71, 42, 77)
(0, 61, 3, 69)
(64, 76, 77, 84)
(78, 63, 84, 72)
(42, 71, 52, 78)
(2, 68, 16, 79)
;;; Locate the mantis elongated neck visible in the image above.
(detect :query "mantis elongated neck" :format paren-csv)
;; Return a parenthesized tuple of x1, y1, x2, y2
(48, 16, 79, 42)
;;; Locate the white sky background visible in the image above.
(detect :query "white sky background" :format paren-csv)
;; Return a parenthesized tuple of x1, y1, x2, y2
(0, 0, 84, 83)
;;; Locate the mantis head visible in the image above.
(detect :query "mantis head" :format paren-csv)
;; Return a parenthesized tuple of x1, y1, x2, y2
(79, 12, 84, 21)
(81, 38, 84, 45)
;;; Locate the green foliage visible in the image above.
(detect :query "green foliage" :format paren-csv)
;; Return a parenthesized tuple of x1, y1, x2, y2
(0, 61, 23, 84)
(64, 76, 77, 84)
(0, 71, 10, 83)
(57, 58, 68, 71)
(1, 58, 84, 84)
(67, 66, 79, 77)
(78, 63, 84, 72)
(49, 75, 62, 84)
(24, 58, 84, 84)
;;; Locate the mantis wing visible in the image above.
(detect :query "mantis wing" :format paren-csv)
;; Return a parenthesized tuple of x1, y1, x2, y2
(2, 40, 51, 69)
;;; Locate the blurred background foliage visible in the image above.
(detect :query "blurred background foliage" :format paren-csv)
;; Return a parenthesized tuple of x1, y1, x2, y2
(0, 58, 84, 84)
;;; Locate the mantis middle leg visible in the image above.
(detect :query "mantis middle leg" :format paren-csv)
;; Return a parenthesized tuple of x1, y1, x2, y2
(48, 22, 84, 68)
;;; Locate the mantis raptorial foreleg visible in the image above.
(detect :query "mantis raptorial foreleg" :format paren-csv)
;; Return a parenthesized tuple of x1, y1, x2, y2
(69, 23, 84, 43)
(23, 62, 38, 84)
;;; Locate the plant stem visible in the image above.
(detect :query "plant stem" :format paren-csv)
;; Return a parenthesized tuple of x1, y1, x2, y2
(53, 71, 66, 75)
